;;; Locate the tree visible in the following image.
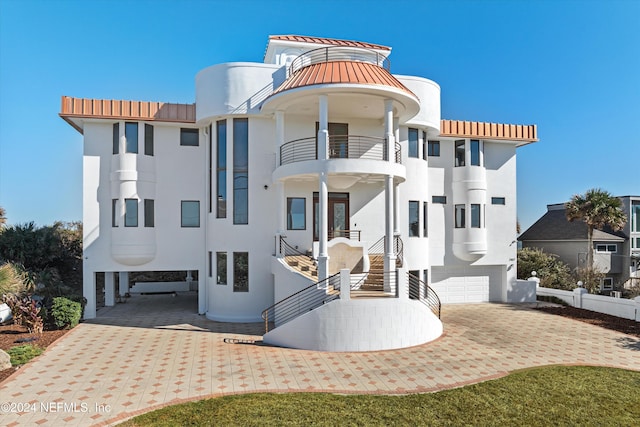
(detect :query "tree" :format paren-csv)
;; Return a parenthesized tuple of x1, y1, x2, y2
(565, 189, 627, 272)
(517, 247, 573, 290)
(0, 206, 6, 229)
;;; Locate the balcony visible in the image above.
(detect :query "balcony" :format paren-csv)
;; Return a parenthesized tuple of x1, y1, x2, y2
(280, 135, 401, 166)
(288, 46, 390, 77)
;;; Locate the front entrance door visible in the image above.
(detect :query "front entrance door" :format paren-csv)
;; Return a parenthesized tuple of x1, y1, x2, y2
(313, 192, 349, 240)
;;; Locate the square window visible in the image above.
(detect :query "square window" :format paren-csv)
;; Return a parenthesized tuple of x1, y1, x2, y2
(428, 141, 440, 157)
(491, 197, 506, 205)
(125, 122, 138, 153)
(455, 204, 465, 228)
(233, 252, 248, 292)
(287, 198, 306, 230)
(144, 199, 154, 227)
(181, 201, 200, 227)
(601, 277, 613, 290)
(607, 244, 617, 253)
(144, 124, 154, 156)
(180, 128, 199, 146)
(455, 140, 465, 167)
(217, 252, 227, 285)
(124, 199, 138, 227)
(432, 196, 447, 204)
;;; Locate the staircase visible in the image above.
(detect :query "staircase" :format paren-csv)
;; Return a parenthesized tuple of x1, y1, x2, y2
(284, 254, 318, 280)
(360, 236, 403, 291)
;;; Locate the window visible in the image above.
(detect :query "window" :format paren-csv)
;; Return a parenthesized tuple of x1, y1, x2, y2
(455, 140, 465, 166)
(112, 123, 119, 154)
(471, 204, 481, 228)
(455, 204, 465, 228)
(287, 198, 306, 230)
(470, 139, 481, 166)
(144, 124, 154, 156)
(180, 128, 199, 146)
(491, 197, 506, 205)
(216, 120, 227, 218)
(408, 128, 419, 158)
(409, 270, 420, 300)
(428, 140, 440, 157)
(144, 199, 154, 227)
(111, 199, 118, 227)
(595, 244, 617, 253)
(208, 252, 213, 278)
(208, 124, 212, 213)
(632, 237, 640, 250)
(216, 252, 227, 285)
(124, 199, 138, 227)
(233, 252, 248, 292)
(409, 201, 419, 237)
(422, 131, 428, 160)
(632, 201, 640, 232)
(601, 277, 614, 290)
(423, 202, 428, 237)
(125, 122, 138, 153)
(181, 201, 200, 227)
(432, 196, 447, 204)
(233, 118, 249, 224)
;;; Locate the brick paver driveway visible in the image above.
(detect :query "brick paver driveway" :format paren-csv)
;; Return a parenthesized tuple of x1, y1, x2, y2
(1, 293, 639, 426)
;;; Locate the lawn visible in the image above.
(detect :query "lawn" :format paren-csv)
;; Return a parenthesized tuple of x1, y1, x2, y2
(121, 366, 640, 426)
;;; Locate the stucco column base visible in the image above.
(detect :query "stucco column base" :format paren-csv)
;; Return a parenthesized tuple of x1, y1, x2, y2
(383, 255, 397, 293)
(317, 256, 329, 283)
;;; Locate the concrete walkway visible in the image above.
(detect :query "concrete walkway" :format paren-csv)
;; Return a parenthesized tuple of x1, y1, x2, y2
(1, 292, 639, 426)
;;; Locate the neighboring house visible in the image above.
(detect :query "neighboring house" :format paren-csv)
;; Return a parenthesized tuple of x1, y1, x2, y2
(60, 35, 537, 350)
(519, 196, 640, 292)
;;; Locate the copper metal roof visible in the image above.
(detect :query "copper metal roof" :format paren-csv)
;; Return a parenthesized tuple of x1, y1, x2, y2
(270, 35, 391, 51)
(440, 119, 538, 142)
(273, 61, 415, 97)
(60, 96, 195, 133)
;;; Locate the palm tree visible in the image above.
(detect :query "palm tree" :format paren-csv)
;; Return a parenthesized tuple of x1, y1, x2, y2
(565, 189, 627, 271)
(0, 206, 6, 229)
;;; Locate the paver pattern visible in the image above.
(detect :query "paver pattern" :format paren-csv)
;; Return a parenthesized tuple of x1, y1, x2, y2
(1, 292, 639, 426)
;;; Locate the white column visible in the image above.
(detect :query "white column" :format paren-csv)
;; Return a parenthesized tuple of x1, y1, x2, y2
(198, 268, 206, 314)
(118, 271, 129, 297)
(384, 99, 394, 162)
(83, 269, 96, 319)
(104, 272, 115, 306)
(318, 172, 329, 281)
(339, 269, 351, 301)
(276, 180, 285, 258)
(318, 95, 329, 161)
(383, 99, 396, 278)
(394, 183, 400, 235)
(275, 110, 284, 166)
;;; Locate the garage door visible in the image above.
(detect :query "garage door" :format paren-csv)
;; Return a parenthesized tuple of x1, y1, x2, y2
(430, 266, 501, 303)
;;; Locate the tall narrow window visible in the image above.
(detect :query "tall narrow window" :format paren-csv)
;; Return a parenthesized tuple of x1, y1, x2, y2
(144, 124, 154, 156)
(455, 204, 465, 228)
(111, 199, 118, 227)
(181, 201, 200, 227)
(408, 128, 419, 158)
(125, 199, 138, 227)
(180, 128, 199, 146)
(233, 252, 248, 292)
(208, 252, 213, 278)
(125, 122, 138, 153)
(470, 139, 481, 166)
(422, 131, 428, 160)
(144, 199, 154, 227)
(216, 252, 227, 284)
(632, 201, 640, 232)
(423, 202, 428, 237)
(233, 118, 249, 224)
(471, 204, 481, 228)
(216, 120, 227, 218)
(428, 141, 440, 157)
(208, 124, 213, 213)
(455, 140, 465, 166)
(409, 201, 419, 237)
(112, 123, 119, 154)
(287, 198, 306, 230)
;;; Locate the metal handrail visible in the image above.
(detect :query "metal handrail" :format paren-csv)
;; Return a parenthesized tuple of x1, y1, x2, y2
(261, 273, 340, 333)
(329, 229, 361, 241)
(280, 135, 399, 166)
(407, 273, 441, 319)
(279, 235, 312, 259)
(288, 46, 390, 77)
(280, 137, 316, 165)
(368, 236, 403, 267)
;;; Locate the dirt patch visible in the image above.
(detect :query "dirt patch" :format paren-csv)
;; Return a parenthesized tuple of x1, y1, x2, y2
(535, 305, 640, 337)
(0, 324, 70, 384)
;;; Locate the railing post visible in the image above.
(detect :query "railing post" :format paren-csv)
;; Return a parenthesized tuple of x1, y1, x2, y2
(397, 268, 407, 299)
(339, 269, 350, 301)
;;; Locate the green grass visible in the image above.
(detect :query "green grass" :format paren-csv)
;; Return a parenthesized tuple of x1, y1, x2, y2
(120, 366, 640, 426)
(6, 344, 44, 366)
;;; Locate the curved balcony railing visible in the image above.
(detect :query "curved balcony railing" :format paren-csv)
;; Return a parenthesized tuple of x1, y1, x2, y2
(288, 46, 390, 77)
(280, 135, 401, 166)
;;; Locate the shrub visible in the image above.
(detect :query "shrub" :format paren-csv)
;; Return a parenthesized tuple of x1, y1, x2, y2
(51, 297, 81, 329)
(7, 344, 43, 366)
(574, 267, 605, 294)
(1, 293, 44, 333)
(0, 262, 26, 295)
(517, 248, 573, 290)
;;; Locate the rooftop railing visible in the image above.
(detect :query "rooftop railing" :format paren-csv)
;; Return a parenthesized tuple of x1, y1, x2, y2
(288, 46, 390, 77)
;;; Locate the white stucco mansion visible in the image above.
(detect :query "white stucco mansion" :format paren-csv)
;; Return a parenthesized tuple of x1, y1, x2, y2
(61, 35, 537, 351)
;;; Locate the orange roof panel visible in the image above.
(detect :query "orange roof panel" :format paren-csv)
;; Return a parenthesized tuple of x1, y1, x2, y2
(270, 35, 391, 51)
(440, 119, 538, 142)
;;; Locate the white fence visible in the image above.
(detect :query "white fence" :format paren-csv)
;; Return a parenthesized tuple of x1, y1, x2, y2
(537, 286, 640, 322)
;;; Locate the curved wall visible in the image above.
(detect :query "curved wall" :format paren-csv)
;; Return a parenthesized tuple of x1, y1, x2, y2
(452, 159, 488, 261)
(397, 75, 441, 132)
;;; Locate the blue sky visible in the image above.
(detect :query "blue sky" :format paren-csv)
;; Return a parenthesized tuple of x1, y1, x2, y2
(0, 0, 638, 232)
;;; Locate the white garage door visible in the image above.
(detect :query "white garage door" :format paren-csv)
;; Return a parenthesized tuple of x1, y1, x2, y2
(431, 266, 502, 303)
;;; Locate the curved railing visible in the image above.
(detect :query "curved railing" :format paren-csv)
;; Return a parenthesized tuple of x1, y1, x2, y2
(289, 46, 390, 77)
(407, 273, 441, 319)
(280, 135, 401, 166)
(262, 273, 341, 333)
(368, 236, 403, 267)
